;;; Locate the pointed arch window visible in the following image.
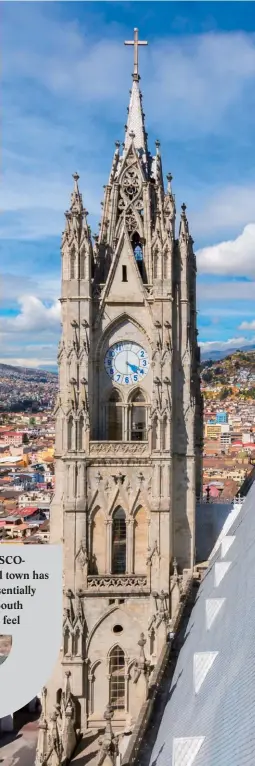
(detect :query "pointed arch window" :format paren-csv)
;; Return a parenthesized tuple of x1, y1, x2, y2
(109, 646, 125, 710)
(108, 390, 123, 441)
(112, 507, 126, 574)
(132, 232, 144, 279)
(129, 389, 147, 442)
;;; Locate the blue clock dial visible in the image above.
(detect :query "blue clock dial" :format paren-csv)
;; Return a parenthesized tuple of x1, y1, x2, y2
(104, 341, 150, 385)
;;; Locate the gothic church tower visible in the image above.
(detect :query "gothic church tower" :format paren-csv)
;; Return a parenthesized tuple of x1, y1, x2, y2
(36, 28, 202, 763)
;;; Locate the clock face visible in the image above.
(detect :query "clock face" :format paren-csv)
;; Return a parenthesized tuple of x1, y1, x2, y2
(104, 341, 149, 386)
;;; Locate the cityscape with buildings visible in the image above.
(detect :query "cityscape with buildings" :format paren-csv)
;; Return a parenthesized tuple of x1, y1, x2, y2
(0, 351, 254, 549)
(0, 372, 55, 544)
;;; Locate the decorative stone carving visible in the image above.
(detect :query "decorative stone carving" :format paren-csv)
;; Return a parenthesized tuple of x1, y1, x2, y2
(35, 672, 77, 766)
(96, 704, 119, 766)
(89, 441, 149, 456)
(76, 541, 88, 569)
(86, 574, 148, 592)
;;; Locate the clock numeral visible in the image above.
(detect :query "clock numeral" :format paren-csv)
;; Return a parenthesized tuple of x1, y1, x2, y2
(140, 351, 145, 358)
(125, 376, 130, 384)
(142, 359, 147, 367)
(133, 375, 138, 382)
(116, 374, 121, 381)
(110, 368, 114, 375)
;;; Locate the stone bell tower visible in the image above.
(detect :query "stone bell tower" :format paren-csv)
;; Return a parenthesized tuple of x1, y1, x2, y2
(36, 27, 202, 765)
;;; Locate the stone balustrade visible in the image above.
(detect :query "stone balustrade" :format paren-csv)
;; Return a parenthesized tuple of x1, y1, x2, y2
(84, 574, 149, 594)
(89, 441, 150, 457)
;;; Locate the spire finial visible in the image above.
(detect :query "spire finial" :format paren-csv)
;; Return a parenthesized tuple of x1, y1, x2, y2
(124, 27, 148, 81)
(72, 172, 79, 192)
(181, 202, 187, 214)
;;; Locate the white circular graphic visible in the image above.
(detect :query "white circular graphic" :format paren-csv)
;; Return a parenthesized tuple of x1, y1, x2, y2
(104, 341, 149, 385)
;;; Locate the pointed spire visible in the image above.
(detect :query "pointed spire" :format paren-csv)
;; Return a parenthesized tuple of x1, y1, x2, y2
(124, 28, 148, 156)
(62, 173, 92, 251)
(70, 172, 83, 214)
(124, 79, 147, 155)
(166, 172, 173, 194)
(179, 202, 190, 238)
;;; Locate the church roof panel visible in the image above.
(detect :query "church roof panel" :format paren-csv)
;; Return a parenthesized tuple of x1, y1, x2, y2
(149, 480, 255, 766)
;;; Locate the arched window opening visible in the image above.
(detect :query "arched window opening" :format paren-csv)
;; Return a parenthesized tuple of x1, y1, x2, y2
(129, 390, 147, 442)
(132, 232, 144, 279)
(108, 390, 123, 441)
(109, 646, 125, 710)
(112, 508, 126, 574)
(70, 251, 75, 280)
(90, 507, 106, 575)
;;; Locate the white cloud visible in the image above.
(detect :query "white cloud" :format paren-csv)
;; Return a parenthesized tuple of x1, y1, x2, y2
(0, 296, 61, 334)
(196, 223, 255, 277)
(5, 7, 255, 137)
(239, 319, 255, 330)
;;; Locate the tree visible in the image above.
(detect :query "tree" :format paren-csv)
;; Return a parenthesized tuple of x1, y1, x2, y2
(219, 387, 231, 400)
(202, 370, 213, 383)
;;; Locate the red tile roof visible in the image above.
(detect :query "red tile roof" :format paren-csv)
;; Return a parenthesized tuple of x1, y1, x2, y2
(10, 507, 39, 517)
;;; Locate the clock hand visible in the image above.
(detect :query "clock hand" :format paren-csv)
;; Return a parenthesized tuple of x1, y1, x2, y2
(127, 363, 139, 373)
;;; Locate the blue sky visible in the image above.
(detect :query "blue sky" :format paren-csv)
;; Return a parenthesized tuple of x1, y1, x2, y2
(2, 1, 255, 368)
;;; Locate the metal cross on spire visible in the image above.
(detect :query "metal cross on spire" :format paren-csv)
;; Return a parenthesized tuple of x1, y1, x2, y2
(124, 27, 148, 81)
